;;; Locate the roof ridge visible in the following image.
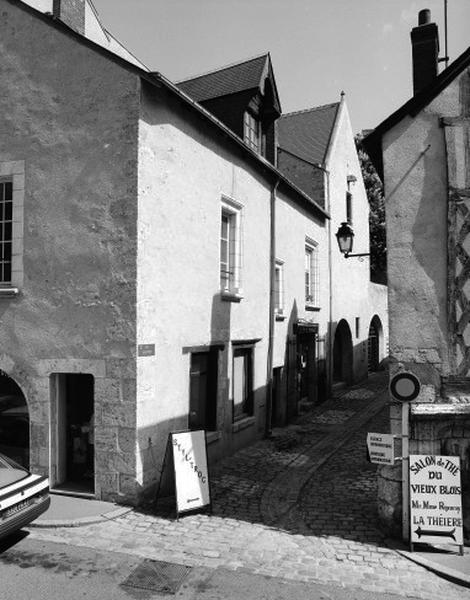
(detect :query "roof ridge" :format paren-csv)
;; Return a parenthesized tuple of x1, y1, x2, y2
(281, 102, 339, 118)
(176, 52, 269, 84)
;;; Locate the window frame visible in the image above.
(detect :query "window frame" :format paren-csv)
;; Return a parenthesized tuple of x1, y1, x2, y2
(274, 259, 285, 319)
(0, 180, 13, 286)
(232, 345, 254, 422)
(243, 111, 260, 152)
(346, 191, 353, 225)
(305, 238, 319, 309)
(0, 161, 24, 295)
(220, 197, 243, 301)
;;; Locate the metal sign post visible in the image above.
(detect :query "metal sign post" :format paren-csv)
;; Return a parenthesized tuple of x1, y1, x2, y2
(402, 401, 410, 544)
(388, 371, 421, 545)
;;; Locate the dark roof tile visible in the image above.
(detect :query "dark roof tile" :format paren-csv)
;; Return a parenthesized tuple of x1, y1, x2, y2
(278, 103, 340, 166)
(177, 54, 269, 102)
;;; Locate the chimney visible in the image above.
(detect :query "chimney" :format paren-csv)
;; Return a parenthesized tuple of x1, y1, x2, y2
(410, 9, 439, 95)
(53, 0, 86, 35)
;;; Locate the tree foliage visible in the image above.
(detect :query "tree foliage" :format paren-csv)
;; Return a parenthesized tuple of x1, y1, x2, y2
(355, 134, 387, 284)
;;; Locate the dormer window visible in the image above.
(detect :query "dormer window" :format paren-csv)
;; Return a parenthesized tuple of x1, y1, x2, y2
(243, 111, 260, 152)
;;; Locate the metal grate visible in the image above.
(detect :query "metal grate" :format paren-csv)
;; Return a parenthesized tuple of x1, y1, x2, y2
(121, 559, 191, 594)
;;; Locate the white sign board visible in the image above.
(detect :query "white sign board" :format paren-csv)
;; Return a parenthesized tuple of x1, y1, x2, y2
(171, 430, 210, 514)
(410, 455, 463, 546)
(367, 432, 396, 465)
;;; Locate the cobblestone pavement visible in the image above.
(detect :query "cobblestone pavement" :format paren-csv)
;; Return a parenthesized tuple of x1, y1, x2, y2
(30, 373, 470, 599)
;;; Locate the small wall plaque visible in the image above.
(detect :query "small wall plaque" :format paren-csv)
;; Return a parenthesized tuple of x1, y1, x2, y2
(138, 344, 155, 357)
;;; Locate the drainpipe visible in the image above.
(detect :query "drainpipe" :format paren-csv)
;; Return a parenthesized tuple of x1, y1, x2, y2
(314, 163, 332, 397)
(326, 169, 333, 397)
(265, 177, 280, 437)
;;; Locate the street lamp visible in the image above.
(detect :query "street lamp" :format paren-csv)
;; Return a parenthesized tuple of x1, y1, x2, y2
(335, 222, 370, 258)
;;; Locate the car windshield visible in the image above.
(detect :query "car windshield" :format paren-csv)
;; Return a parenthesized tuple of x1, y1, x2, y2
(0, 452, 28, 487)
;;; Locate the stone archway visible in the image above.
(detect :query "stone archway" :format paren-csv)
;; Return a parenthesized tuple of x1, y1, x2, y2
(0, 370, 29, 468)
(333, 319, 353, 384)
(368, 315, 384, 372)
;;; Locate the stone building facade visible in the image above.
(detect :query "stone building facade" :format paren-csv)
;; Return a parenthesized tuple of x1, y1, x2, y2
(365, 9, 470, 540)
(0, 0, 330, 504)
(278, 98, 388, 392)
(0, 0, 387, 506)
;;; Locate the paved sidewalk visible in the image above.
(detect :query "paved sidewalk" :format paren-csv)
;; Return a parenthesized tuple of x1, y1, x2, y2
(29, 372, 470, 599)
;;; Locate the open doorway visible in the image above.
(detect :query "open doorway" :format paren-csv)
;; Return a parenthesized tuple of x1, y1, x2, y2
(368, 315, 383, 372)
(0, 371, 29, 468)
(51, 373, 94, 495)
(333, 319, 353, 385)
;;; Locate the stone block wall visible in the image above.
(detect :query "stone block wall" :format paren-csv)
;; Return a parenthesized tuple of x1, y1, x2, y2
(33, 357, 137, 504)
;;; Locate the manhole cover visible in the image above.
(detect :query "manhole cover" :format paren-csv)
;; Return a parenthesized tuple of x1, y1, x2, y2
(121, 559, 192, 594)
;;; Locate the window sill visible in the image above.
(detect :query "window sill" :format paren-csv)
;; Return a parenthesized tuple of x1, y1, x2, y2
(221, 290, 243, 303)
(232, 415, 255, 433)
(0, 287, 19, 298)
(206, 431, 221, 445)
(305, 303, 320, 312)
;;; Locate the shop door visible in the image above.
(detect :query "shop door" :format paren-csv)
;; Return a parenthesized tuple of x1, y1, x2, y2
(52, 373, 94, 495)
(297, 333, 316, 404)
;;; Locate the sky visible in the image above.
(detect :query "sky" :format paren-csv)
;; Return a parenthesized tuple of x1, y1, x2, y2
(91, 0, 470, 134)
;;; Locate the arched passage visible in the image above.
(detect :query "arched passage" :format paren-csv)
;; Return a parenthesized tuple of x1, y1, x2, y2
(333, 319, 353, 384)
(0, 371, 29, 468)
(368, 315, 383, 372)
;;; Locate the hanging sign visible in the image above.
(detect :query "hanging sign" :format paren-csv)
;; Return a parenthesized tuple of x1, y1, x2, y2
(171, 430, 211, 515)
(390, 372, 421, 402)
(409, 454, 463, 547)
(366, 432, 396, 465)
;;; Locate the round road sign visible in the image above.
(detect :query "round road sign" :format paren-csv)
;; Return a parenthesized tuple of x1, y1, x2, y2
(389, 372, 421, 402)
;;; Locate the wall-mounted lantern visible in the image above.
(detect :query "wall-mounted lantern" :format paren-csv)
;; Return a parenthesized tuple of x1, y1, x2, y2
(335, 222, 370, 259)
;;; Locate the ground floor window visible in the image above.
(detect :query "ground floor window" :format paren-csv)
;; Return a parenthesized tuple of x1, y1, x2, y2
(232, 346, 254, 421)
(189, 350, 218, 431)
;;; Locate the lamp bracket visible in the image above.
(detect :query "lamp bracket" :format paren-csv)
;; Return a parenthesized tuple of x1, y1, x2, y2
(344, 252, 370, 259)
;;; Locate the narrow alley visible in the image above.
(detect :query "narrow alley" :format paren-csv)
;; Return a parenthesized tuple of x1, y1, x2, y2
(28, 372, 469, 600)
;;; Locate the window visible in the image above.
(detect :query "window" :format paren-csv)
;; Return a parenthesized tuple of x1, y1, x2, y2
(0, 181, 13, 284)
(346, 191, 353, 224)
(243, 111, 260, 152)
(305, 240, 319, 307)
(355, 317, 360, 338)
(189, 350, 218, 431)
(232, 347, 253, 421)
(0, 161, 24, 294)
(274, 259, 284, 317)
(220, 198, 243, 298)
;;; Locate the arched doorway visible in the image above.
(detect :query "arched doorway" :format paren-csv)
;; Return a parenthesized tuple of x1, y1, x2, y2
(368, 315, 383, 372)
(0, 371, 29, 468)
(333, 319, 353, 384)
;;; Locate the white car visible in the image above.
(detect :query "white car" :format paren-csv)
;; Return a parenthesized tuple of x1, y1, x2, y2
(0, 453, 50, 539)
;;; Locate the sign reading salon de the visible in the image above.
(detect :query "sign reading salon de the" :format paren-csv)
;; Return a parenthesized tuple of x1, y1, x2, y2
(409, 455, 463, 546)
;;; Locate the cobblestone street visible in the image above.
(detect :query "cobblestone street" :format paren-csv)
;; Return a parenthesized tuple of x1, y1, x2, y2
(30, 373, 470, 599)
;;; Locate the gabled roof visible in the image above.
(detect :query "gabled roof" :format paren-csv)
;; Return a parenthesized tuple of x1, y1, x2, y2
(177, 53, 281, 112)
(363, 44, 470, 179)
(277, 102, 340, 166)
(9, 0, 328, 220)
(21, 0, 148, 69)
